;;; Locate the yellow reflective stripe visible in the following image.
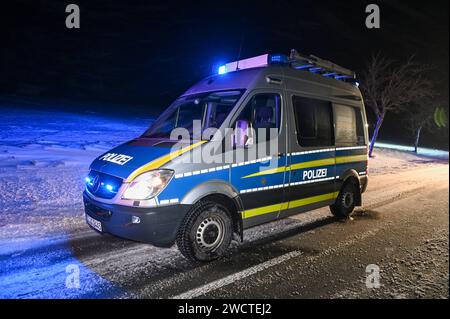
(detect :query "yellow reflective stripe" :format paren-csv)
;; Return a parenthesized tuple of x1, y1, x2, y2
(242, 154, 367, 179)
(335, 154, 368, 164)
(125, 140, 207, 182)
(242, 191, 339, 219)
(243, 202, 289, 219)
(289, 158, 336, 171)
(287, 191, 339, 210)
(242, 158, 335, 179)
(242, 166, 286, 178)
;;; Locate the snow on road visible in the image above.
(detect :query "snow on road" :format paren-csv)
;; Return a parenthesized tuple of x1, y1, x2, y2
(0, 106, 448, 298)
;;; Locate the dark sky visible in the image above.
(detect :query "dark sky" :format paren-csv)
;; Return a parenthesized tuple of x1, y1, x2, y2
(1, 0, 449, 146)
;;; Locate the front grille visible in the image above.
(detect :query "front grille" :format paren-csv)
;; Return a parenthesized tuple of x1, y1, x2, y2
(84, 200, 112, 221)
(86, 170, 123, 199)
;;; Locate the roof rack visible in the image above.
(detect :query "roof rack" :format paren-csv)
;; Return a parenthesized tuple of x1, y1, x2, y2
(289, 49, 356, 81)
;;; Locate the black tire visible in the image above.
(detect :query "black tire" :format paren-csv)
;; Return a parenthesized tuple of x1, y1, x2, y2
(330, 182, 358, 218)
(176, 200, 233, 262)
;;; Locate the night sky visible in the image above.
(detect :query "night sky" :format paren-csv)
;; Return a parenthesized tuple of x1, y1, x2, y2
(2, 0, 449, 147)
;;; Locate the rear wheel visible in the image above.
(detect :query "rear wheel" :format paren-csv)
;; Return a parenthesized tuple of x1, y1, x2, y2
(330, 182, 358, 218)
(177, 201, 233, 262)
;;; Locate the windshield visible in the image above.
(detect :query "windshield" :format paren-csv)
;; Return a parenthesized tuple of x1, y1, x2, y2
(143, 90, 244, 139)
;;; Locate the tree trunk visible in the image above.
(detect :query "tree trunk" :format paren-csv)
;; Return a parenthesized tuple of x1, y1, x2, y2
(368, 112, 385, 157)
(414, 126, 422, 153)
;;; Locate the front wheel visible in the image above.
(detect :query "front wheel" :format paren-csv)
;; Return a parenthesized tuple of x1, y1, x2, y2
(176, 201, 233, 262)
(330, 182, 358, 218)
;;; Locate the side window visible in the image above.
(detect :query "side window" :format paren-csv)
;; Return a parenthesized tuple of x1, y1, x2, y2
(292, 96, 334, 147)
(333, 104, 365, 146)
(355, 109, 365, 145)
(233, 93, 282, 140)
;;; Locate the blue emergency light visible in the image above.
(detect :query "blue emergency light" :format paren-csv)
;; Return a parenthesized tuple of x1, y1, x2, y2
(218, 65, 227, 75)
(217, 53, 289, 75)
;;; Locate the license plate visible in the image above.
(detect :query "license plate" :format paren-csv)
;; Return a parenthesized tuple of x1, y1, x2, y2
(86, 214, 102, 232)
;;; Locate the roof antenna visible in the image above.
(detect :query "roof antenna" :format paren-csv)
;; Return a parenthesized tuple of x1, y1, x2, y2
(236, 33, 245, 71)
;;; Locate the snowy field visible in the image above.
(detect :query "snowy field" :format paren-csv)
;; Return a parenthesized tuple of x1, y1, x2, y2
(0, 106, 448, 298)
(0, 107, 149, 213)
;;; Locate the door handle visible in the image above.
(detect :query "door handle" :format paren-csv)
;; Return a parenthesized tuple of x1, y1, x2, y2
(276, 152, 285, 158)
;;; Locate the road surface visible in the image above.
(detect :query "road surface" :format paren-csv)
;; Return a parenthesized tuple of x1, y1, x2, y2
(0, 149, 448, 299)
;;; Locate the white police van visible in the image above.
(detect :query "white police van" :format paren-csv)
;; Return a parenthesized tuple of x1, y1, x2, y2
(84, 49, 369, 261)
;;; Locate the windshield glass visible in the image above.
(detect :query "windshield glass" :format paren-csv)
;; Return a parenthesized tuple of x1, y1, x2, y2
(143, 90, 244, 139)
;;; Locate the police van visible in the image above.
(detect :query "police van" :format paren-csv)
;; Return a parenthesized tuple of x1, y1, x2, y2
(84, 49, 369, 261)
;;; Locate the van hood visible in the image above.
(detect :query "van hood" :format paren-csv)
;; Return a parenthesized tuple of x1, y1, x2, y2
(89, 138, 185, 179)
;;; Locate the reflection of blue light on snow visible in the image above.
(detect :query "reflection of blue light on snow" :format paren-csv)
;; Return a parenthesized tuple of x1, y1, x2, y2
(375, 142, 449, 159)
(0, 234, 125, 298)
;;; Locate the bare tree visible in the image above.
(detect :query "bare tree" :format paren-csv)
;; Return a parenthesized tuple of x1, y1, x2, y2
(404, 100, 436, 153)
(359, 55, 434, 157)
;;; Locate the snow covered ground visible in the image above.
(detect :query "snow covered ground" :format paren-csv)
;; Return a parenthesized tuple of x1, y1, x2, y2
(369, 144, 448, 175)
(0, 106, 448, 298)
(0, 107, 153, 298)
(0, 107, 149, 213)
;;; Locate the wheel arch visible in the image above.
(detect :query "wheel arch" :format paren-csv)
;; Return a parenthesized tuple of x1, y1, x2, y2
(338, 169, 362, 206)
(180, 180, 244, 240)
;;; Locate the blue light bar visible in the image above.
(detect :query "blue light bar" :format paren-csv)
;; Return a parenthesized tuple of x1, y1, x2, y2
(216, 54, 269, 75)
(218, 65, 227, 75)
(214, 50, 356, 85)
(216, 53, 290, 75)
(268, 54, 289, 64)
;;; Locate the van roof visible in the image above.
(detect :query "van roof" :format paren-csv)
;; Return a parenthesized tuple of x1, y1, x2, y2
(182, 50, 361, 101)
(182, 65, 362, 104)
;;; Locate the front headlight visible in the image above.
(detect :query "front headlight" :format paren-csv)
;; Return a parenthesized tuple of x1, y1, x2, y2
(122, 170, 174, 200)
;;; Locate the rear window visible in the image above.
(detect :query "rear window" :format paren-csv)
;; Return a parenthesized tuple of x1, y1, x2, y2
(333, 104, 365, 146)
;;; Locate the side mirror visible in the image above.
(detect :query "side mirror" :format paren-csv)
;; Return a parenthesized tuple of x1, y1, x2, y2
(234, 120, 254, 148)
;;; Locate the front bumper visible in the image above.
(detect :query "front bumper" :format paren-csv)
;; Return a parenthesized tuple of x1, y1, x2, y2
(83, 191, 191, 247)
